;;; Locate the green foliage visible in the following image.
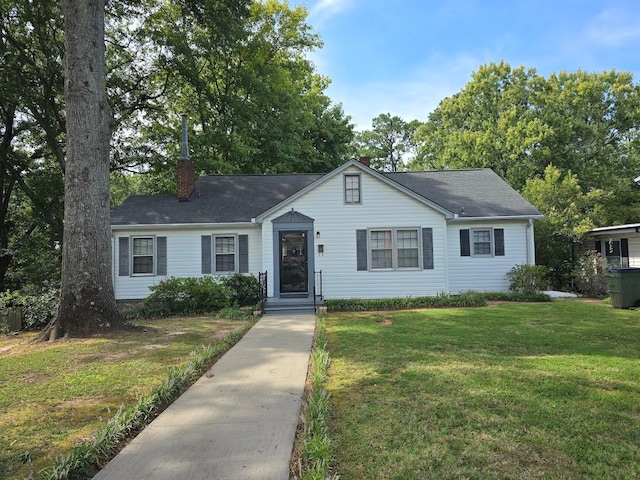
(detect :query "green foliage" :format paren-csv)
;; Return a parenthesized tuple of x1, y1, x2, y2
(506, 264, 551, 293)
(325, 292, 487, 312)
(325, 290, 552, 312)
(0, 285, 59, 331)
(298, 316, 336, 480)
(572, 250, 609, 297)
(353, 113, 422, 172)
(144, 276, 231, 315)
(220, 273, 259, 307)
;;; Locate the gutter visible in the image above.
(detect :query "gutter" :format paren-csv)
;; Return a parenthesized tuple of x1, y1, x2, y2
(447, 215, 544, 222)
(111, 222, 257, 231)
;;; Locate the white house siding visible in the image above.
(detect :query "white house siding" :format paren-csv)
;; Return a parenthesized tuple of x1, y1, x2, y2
(261, 166, 449, 299)
(447, 220, 531, 293)
(112, 225, 262, 300)
(592, 233, 640, 267)
(628, 236, 640, 267)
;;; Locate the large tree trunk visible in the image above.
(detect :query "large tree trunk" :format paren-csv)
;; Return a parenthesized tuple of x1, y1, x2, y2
(52, 0, 120, 338)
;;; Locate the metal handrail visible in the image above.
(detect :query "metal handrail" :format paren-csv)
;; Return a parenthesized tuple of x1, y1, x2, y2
(258, 271, 267, 313)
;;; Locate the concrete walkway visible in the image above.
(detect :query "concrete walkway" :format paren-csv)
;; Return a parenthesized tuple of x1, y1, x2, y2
(93, 313, 316, 480)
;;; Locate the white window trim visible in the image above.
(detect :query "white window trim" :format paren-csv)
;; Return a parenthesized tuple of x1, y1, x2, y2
(131, 235, 155, 276)
(471, 228, 494, 257)
(213, 234, 238, 274)
(344, 173, 362, 205)
(368, 227, 421, 271)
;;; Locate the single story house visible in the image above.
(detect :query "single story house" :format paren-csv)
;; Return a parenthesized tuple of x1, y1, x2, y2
(111, 131, 542, 305)
(587, 224, 640, 268)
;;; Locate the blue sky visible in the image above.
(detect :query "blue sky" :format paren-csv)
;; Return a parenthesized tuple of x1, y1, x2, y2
(288, 0, 640, 130)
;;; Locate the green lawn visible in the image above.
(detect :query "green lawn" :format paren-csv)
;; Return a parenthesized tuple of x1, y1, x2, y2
(325, 301, 640, 479)
(0, 316, 252, 480)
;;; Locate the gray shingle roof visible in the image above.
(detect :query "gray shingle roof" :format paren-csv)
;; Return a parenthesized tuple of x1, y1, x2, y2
(111, 167, 540, 226)
(383, 168, 541, 218)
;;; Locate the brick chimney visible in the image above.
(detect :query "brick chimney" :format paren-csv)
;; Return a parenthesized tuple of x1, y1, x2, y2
(177, 114, 195, 202)
(358, 156, 371, 168)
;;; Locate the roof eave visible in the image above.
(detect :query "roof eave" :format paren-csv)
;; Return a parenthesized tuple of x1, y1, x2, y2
(111, 222, 257, 231)
(447, 214, 544, 222)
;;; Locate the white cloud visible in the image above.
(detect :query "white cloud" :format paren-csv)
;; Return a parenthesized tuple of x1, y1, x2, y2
(307, 0, 355, 25)
(586, 7, 640, 47)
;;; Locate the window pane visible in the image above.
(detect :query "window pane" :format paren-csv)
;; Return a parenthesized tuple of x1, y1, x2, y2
(371, 249, 392, 269)
(371, 230, 392, 249)
(215, 236, 235, 254)
(133, 238, 153, 256)
(133, 256, 153, 274)
(398, 249, 419, 267)
(473, 230, 491, 243)
(605, 240, 620, 258)
(215, 253, 235, 272)
(397, 229, 418, 248)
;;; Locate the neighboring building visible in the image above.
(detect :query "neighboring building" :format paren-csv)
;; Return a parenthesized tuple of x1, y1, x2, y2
(587, 224, 640, 267)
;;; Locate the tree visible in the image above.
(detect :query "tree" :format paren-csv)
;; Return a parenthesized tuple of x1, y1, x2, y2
(522, 165, 602, 288)
(411, 62, 640, 289)
(354, 113, 421, 171)
(51, 0, 120, 338)
(411, 62, 640, 193)
(135, 0, 353, 184)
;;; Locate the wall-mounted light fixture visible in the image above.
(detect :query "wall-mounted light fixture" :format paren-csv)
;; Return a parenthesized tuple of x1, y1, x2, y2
(316, 231, 320, 238)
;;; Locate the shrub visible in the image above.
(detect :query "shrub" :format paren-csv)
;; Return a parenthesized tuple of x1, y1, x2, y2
(572, 250, 608, 297)
(220, 274, 259, 307)
(506, 264, 550, 293)
(0, 285, 59, 331)
(144, 276, 230, 315)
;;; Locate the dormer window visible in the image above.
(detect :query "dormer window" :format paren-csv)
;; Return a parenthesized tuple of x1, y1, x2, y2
(345, 174, 361, 204)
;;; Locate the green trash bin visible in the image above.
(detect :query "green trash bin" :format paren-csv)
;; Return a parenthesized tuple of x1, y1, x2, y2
(606, 268, 640, 308)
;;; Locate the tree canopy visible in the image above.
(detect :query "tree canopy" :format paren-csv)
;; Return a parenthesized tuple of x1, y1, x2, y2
(352, 113, 421, 172)
(411, 61, 640, 288)
(0, 0, 354, 291)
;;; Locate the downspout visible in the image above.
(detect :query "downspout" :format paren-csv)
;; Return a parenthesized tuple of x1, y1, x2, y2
(526, 219, 535, 265)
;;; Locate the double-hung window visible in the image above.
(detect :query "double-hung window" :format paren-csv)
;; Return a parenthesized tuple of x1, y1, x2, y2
(214, 235, 236, 273)
(397, 229, 419, 267)
(370, 230, 393, 269)
(370, 228, 420, 270)
(132, 237, 154, 274)
(472, 229, 492, 255)
(459, 228, 504, 257)
(345, 174, 361, 204)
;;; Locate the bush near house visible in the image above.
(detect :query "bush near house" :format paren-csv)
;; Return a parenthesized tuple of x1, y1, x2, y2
(506, 264, 551, 293)
(572, 250, 608, 297)
(140, 274, 260, 317)
(0, 285, 58, 332)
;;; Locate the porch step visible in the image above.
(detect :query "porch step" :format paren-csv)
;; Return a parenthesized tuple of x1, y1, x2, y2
(263, 297, 322, 315)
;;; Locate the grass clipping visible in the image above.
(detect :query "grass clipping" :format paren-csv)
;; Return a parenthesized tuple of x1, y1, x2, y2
(38, 328, 247, 480)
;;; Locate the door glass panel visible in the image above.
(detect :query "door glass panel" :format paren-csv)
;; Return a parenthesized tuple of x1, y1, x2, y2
(280, 231, 308, 293)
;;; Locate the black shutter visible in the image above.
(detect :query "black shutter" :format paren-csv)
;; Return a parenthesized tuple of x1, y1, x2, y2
(494, 228, 505, 256)
(621, 238, 629, 266)
(422, 227, 434, 269)
(356, 229, 368, 271)
(460, 229, 470, 256)
(156, 237, 167, 275)
(238, 235, 249, 273)
(118, 237, 129, 276)
(201, 235, 212, 274)
(595, 239, 602, 254)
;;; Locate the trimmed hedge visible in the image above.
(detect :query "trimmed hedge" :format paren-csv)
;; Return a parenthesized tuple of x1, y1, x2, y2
(324, 291, 551, 312)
